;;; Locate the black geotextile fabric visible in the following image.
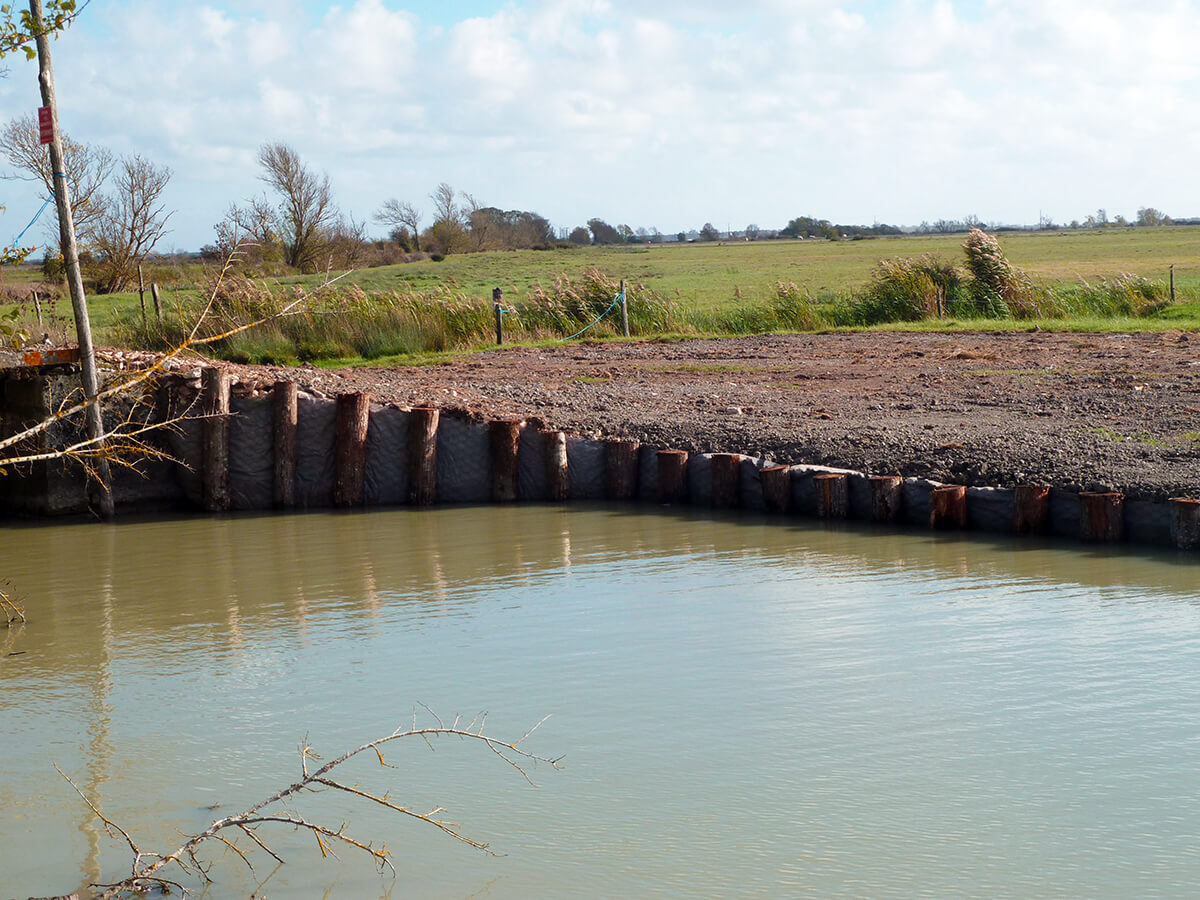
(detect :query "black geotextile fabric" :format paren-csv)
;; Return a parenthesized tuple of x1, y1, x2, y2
(364, 405, 409, 506)
(296, 396, 336, 507)
(229, 396, 274, 510)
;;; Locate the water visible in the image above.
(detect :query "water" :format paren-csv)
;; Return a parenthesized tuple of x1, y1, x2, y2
(2, 506, 1199, 899)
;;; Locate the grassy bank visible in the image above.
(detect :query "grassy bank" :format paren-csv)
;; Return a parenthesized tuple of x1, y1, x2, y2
(6, 227, 1200, 363)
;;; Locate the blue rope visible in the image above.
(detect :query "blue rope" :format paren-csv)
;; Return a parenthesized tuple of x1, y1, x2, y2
(8, 194, 55, 250)
(559, 291, 625, 342)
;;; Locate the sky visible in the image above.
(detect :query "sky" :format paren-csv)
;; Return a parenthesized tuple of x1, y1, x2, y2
(2, 0, 1199, 251)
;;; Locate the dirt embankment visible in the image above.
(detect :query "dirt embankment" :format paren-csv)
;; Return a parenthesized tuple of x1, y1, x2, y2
(216, 331, 1200, 501)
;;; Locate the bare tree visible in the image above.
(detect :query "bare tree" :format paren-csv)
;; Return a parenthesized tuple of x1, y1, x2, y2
(429, 181, 460, 226)
(88, 155, 172, 293)
(423, 182, 468, 256)
(0, 112, 113, 237)
(373, 198, 422, 251)
(257, 142, 337, 272)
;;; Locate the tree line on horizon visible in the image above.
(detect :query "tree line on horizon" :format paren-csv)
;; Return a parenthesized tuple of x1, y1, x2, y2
(2, 131, 1187, 289)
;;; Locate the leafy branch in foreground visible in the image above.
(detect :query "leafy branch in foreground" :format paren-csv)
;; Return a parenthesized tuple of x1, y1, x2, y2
(0, 242, 342, 484)
(58, 709, 560, 899)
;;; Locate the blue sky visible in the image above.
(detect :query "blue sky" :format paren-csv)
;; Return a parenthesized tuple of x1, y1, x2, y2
(2, 0, 1199, 251)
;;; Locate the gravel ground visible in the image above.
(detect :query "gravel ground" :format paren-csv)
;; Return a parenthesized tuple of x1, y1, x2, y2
(211, 331, 1200, 501)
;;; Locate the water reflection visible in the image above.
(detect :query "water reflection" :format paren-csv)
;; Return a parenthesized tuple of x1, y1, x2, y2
(2, 505, 1198, 899)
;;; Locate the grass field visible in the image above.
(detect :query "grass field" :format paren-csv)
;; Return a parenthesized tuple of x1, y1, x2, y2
(270, 227, 1200, 313)
(4, 227, 1200, 361)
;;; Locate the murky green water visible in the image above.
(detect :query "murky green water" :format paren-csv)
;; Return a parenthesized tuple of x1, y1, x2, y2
(2, 506, 1199, 899)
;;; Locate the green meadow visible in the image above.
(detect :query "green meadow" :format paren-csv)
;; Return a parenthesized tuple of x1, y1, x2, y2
(5, 227, 1200, 365)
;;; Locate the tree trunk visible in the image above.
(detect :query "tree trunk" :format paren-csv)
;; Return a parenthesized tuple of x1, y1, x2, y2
(30, 0, 112, 518)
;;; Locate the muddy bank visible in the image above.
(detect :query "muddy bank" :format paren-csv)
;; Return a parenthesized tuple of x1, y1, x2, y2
(216, 331, 1200, 501)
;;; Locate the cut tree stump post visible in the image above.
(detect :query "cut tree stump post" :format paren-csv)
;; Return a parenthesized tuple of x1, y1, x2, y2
(710, 453, 741, 508)
(201, 367, 231, 512)
(1013, 484, 1051, 535)
(1080, 491, 1125, 543)
(493, 287, 504, 346)
(1170, 498, 1200, 550)
(761, 465, 792, 513)
(605, 439, 640, 500)
(333, 392, 371, 507)
(930, 484, 967, 529)
(490, 419, 523, 503)
(408, 407, 439, 506)
(272, 380, 298, 508)
(544, 430, 569, 501)
(657, 449, 689, 505)
(620, 279, 629, 338)
(815, 472, 849, 519)
(869, 475, 903, 523)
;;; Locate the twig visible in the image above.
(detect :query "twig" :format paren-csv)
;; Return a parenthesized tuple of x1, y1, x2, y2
(66, 709, 560, 899)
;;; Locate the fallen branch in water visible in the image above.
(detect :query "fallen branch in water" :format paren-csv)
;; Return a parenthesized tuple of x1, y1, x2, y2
(0, 581, 25, 626)
(55, 708, 561, 899)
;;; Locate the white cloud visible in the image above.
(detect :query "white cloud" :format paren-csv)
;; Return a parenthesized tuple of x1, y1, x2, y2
(3, 0, 1200, 248)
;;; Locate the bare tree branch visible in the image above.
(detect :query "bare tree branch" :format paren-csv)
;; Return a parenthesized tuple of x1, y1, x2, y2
(66, 710, 560, 899)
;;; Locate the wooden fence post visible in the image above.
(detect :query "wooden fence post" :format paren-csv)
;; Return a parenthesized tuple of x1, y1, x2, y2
(657, 449, 689, 505)
(544, 430, 569, 501)
(1080, 491, 1124, 542)
(493, 287, 504, 346)
(201, 367, 230, 512)
(815, 473, 849, 519)
(761, 465, 792, 513)
(1170, 498, 1200, 550)
(490, 419, 523, 502)
(408, 407, 439, 506)
(710, 453, 741, 508)
(333, 392, 371, 507)
(1013, 484, 1051, 535)
(605, 439, 640, 500)
(869, 475, 903, 523)
(930, 484, 967, 529)
(273, 380, 298, 508)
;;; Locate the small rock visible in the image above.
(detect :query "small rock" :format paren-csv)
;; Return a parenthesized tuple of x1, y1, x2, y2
(725, 406, 743, 415)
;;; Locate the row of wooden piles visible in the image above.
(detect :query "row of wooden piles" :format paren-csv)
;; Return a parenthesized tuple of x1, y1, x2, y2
(195, 371, 1200, 551)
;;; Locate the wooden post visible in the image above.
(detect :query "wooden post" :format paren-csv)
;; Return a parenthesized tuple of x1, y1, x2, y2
(490, 419, 523, 503)
(272, 380, 297, 508)
(137, 263, 146, 325)
(869, 475, 903, 523)
(815, 472, 849, 518)
(1080, 491, 1125, 542)
(1171, 265, 1176, 303)
(333, 392, 371, 507)
(31, 0, 112, 518)
(493, 287, 504, 346)
(201, 367, 231, 512)
(544, 430, 569, 501)
(930, 484, 967, 529)
(1170, 498, 1200, 550)
(31, 289, 42, 327)
(408, 407, 439, 506)
(1013, 484, 1051, 535)
(620, 278, 629, 337)
(761, 465, 792, 513)
(605, 439, 640, 500)
(151, 282, 163, 325)
(710, 453, 741, 508)
(657, 449, 689, 505)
